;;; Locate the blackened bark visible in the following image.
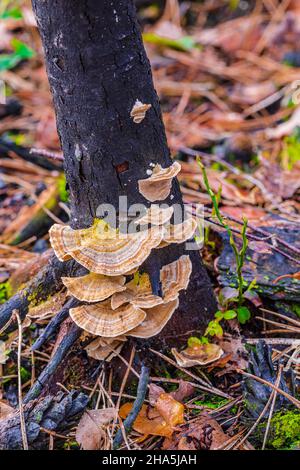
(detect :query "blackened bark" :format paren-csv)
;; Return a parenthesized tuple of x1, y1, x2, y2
(31, 0, 216, 341)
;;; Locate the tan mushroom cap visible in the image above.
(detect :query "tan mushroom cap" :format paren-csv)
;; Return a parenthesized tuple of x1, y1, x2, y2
(62, 273, 126, 303)
(138, 161, 181, 202)
(85, 336, 127, 361)
(128, 298, 179, 338)
(49, 224, 73, 261)
(111, 255, 192, 309)
(69, 301, 146, 337)
(49, 219, 164, 276)
(111, 273, 163, 310)
(159, 217, 197, 248)
(160, 255, 192, 302)
(134, 205, 174, 226)
(130, 99, 152, 124)
(171, 343, 224, 367)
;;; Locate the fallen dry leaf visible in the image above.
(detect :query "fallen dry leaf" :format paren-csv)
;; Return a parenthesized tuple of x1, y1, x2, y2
(162, 412, 229, 450)
(155, 393, 185, 428)
(76, 408, 117, 450)
(0, 400, 14, 420)
(119, 392, 185, 439)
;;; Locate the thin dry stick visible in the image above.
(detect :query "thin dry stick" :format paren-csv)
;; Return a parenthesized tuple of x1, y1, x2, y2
(233, 388, 274, 449)
(260, 308, 300, 328)
(149, 348, 229, 398)
(238, 369, 300, 409)
(262, 365, 283, 450)
(116, 346, 136, 411)
(14, 310, 28, 450)
(112, 345, 136, 437)
(256, 316, 300, 334)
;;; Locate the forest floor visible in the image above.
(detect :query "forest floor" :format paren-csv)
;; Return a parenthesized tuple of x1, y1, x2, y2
(0, 0, 300, 451)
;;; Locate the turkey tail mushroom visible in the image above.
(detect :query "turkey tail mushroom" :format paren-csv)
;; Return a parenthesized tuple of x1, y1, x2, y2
(128, 298, 179, 338)
(62, 273, 126, 303)
(49, 220, 164, 275)
(69, 301, 146, 337)
(138, 161, 181, 202)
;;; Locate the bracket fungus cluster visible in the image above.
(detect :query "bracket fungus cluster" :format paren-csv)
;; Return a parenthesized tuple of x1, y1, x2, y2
(49, 162, 198, 361)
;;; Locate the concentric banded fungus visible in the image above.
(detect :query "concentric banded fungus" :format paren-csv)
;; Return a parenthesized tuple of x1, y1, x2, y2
(111, 255, 192, 309)
(49, 219, 164, 275)
(138, 161, 181, 202)
(130, 99, 152, 124)
(61, 273, 126, 303)
(171, 343, 223, 367)
(159, 217, 197, 247)
(134, 205, 174, 226)
(160, 255, 192, 302)
(85, 336, 127, 361)
(48, 224, 73, 261)
(128, 298, 179, 338)
(69, 301, 146, 337)
(111, 272, 163, 310)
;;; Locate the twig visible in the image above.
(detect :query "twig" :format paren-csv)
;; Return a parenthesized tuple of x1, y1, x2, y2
(24, 323, 81, 403)
(180, 146, 272, 201)
(31, 298, 79, 351)
(149, 347, 229, 398)
(0, 256, 80, 331)
(238, 369, 300, 409)
(14, 310, 28, 450)
(113, 364, 150, 450)
(259, 308, 300, 328)
(262, 365, 283, 450)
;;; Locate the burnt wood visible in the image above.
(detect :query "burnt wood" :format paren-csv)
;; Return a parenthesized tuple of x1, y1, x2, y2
(31, 0, 216, 342)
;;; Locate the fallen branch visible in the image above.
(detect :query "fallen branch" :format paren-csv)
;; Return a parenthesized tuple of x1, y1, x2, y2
(0, 391, 88, 450)
(0, 255, 83, 332)
(113, 364, 150, 449)
(24, 322, 82, 403)
(32, 297, 79, 351)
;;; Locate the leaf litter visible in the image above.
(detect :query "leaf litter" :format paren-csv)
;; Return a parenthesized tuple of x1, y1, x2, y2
(0, 0, 299, 451)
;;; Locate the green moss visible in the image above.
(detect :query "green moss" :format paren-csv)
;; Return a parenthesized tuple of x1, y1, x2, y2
(195, 395, 229, 410)
(291, 303, 300, 318)
(0, 281, 12, 304)
(259, 410, 300, 449)
(57, 174, 69, 203)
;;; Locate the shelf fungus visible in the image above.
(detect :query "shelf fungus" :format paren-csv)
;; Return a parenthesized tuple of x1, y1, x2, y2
(159, 217, 198, 248)
(111, 255, 192, 309)
(49, 219, 164, 275)
(160, 255, 192, 302)
(48, 224, 73, 261)
(134, 205, 174, 226)
(130, 99, 152, 124)
(171, 343, 224, 368)
(69, 301, 146, 337)
(111, 273, 164, 310)
(61, 273, 126, 303)
(128, 298, 179, 338)
(138, 161, 181, 202)
(85, 336, 127, 362)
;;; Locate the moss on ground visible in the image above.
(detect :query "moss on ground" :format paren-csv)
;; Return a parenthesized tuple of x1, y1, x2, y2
(257, 410, 300, 449)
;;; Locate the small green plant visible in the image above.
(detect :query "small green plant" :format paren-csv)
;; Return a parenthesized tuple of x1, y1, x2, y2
(204, 309, 237, 338)
(197, 158, 251, 335)
(0, 1, 23, 19)
(0, 38, 35, 72)
(281, 127, 300, 170)
(187, 336, 209, 346)
(197, 158, 249, 306)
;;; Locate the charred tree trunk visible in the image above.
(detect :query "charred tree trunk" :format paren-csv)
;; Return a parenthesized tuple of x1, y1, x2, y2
(31, 0, 216, 344)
